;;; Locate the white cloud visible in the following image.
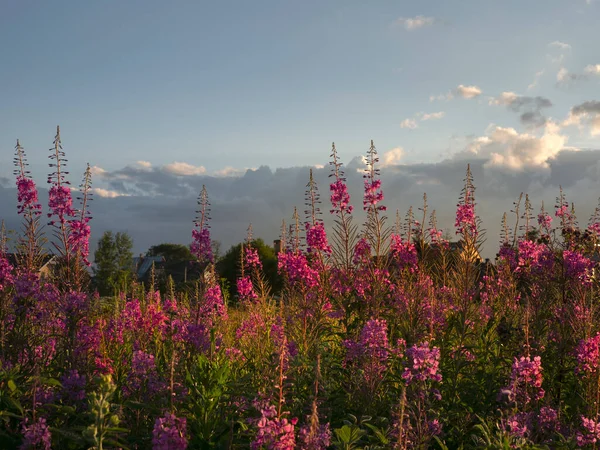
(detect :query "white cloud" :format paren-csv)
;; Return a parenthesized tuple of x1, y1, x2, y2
(162, 162, 207, 176)
(214, 166, 247, 177)
(465, 121, 569, 171)
(396, 15, 435, 30)
(584, 64, 600, 75)
(90, 165, 107, 177)
(420, 111, 445, 121)
(455, 84, 482, 99)
(400, 118, 418, 129)
(92, 188, 129, 198)
(548, 41, 571, 50)
(381, 147, 405, 167)
(488, 91, 519, 106)
(527, 69, 545, 91)
(564, 101, 600, 136)
(135, 160, 152, 169)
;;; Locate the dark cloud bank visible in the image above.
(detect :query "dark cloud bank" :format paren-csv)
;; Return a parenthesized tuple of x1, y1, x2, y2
(2, 147, 600, 260)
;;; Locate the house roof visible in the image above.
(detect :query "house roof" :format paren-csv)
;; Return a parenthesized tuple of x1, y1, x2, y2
(5, 253, 56, 269)
(132, 255, 165, 279)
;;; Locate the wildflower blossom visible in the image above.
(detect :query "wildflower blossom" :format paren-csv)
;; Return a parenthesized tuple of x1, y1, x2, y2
(363, 179, 386, 211)
(575, 333, 600, 375)
(577, 415, 600, 447)
(298, 422, 331, 449)
(20, 418, 52, 450)
(237, 276, 258, 302)
(252, 403, 297, 450)
(16, 176, 42, 216)
(390, 234, 418, 271)
(344, 319, 390, 384)
(245, 246, 262, 270)
(403, 342, 442, 385)
(152, 413, 188, 450)
(191, 228, 213, 263)
(330, 179, 353, 214)
(503, 356, 544, 406)
(305, 222, 331, 254)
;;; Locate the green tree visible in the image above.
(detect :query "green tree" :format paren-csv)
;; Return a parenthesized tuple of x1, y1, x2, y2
(216, 238, 281, 301)
(147, 243, 194, 262)
(93, 231, 134, 296)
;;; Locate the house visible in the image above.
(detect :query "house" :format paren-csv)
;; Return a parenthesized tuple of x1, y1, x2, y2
(132, 254, 166, 282)
(5, 253, 58, 279)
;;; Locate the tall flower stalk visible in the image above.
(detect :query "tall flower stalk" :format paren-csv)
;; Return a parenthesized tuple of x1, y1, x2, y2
(329, 143, 358, 270)
(14, 139, 45, 273)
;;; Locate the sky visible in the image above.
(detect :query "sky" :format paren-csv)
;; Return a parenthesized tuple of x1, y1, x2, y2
(1, 0, 600, 257)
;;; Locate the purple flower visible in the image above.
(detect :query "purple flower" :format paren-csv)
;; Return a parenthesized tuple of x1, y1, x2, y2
(330, 179, 353, 214)
(59, 370, 87, 406)
(575, 333, 600, 375)
(390, 234, 418, 271)
(298, 422, 331, 449)
(16, 176, 42, 216)
(191, 228, 213, 263)
(502, 355, 544, 407)
(20, 418, 52, 450)
(245, 246, 262, 270)
(237, 276, 258, 302)
(402, 342, 442, 385)
(48, 185, 74, 222)
(305, 222, 331, 254)
(251, 402, 297, 450)
(363, 179, 386, 211)
(152, 413, 188, 450)
(563, 250, 593, 284)
(577, 415, 600, 447)
(0, 254, 14, 292)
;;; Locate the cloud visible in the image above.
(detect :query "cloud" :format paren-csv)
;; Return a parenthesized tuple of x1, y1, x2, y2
(527, 70, 545, 91)
(400, 118, 418, 129)
(462, 121, 568, 171)
(455, 85, 482, 99)
(92, 188, 130, 198)
(135, 161, 152, 170)
(401, 111, 446, 129)
(585, 64, 600, 75)
(565, 101, 600, 135)
(489, 92, 553, 128)
(162, 162, 207, 176)
(431, 85, 482, 101)
(395, 16, 435, 30)
(420, 111, 445, 121)
(381, 147, 405, 167)
(548, 41, 572, 50)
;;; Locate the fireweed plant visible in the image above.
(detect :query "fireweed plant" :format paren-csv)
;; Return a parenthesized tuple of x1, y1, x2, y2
(3, 134, 600, 448)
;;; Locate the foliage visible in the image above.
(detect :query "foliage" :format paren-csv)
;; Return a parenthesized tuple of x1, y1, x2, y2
(93, 230, 134, 295)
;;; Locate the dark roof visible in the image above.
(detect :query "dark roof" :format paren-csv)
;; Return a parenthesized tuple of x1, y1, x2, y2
(132, 256, 165, 279)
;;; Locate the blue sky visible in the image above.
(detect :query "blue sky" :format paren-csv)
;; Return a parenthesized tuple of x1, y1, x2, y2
(1, 0, 600, 254)
(2, 0, 599, 183)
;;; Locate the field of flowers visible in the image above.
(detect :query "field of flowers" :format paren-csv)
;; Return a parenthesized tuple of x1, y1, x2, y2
(2, 130, 600, 449)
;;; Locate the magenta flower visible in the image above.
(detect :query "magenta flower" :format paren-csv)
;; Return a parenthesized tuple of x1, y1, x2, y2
(152, 413, 188, 450)
(237, 276, 258, 302)
(277, 251, 319, 289)
(455, 202, 477, 237)
(191, 228, 213, 263)
(390, 234, 418, 271)
(575, 333, 600, 375)
(577, 415, 600, 447)
(298, 422, 331, 449)
(16, 176, 42, 216)
(305, 222, 331, 254)
(330, 179, 353, 214)
(48, 185, 75, 222)
(245, 246, 262, 270)
(0, 254, 14, 292)
(68, 217, 92, 265)
(363, 179, 386, 211)
(563, 250, 593, 284)
(503, 355, 544, 406)
(251, 402, 297, 450)
(344, 319, 391, 384)
(402, 342, 442, 385)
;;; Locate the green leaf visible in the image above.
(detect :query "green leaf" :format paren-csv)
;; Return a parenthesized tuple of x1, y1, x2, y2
(7, 380, 16, 392)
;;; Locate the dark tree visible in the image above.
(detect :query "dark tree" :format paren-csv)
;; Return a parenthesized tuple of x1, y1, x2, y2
(93, 231, 134, 296)
(216, 238, 281, 301)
